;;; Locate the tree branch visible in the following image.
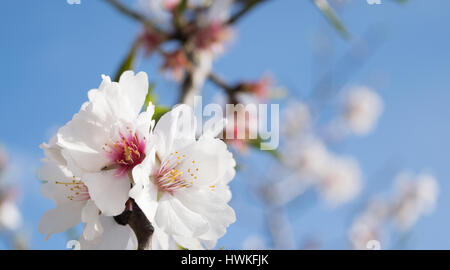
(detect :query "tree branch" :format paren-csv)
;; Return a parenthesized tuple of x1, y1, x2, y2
(227, 0, 269, 25)
(208, 73, 234, 93)
(114, 199, 154, 250)
(104, 0, 166, 36)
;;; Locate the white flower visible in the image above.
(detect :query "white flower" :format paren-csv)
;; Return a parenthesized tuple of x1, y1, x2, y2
(38, 136, 102, 241)
(348, 198, 388, 249)
(342, 85, 383, 135)
(391, 172, 438, 231)
(55, 71, 154, 217)
(284, 136, 330, 179)
(0, 201, 21, 231)
(282, 100, 311, 137)
(131, 104, 236, 249)
(316, 155, 362, 206)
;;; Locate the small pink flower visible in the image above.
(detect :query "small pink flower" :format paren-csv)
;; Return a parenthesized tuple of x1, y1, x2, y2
(241, 75, 272, 101)
(139, 29, 164, 56)
(161, 50, 190, 80)
(163, 0, 180, 11)
(193, 21, 232, 52)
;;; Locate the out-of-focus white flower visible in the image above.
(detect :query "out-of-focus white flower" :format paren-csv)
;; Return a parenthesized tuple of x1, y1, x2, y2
(131, 104, 236, 249)
(55, 71, 154, 217)
(391, 172, 438, 232)
(316, 155, 362, 207)
(284, 136, 330, 179)
(342, 85, 383, 135)
(349, 171, 438, 249)
(0, 201, 22, 231)
(282, 100, 311, 137)
(193, 0, 234, 55)
(0, 147, 22, 232)
(38, 136, 102, 241)
(349, 198, 388, 249)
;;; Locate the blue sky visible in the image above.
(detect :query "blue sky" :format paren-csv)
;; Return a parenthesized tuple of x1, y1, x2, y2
(1, 0, 450, 249)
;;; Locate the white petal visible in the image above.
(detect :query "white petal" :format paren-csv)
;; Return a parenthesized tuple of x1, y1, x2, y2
(153, 104, 196, 158)
(118, 71, 149, 117)
(38, 202, 84, 239)
(83, 171, 131, 216)
(172, 235, 204, 250)
(174, 136, 235, 187)
(56, 110, 110, 173)
(130, 157, 159, 223)
(79, 216, 136, 250)
(155, 193, 208, 237)
(81, 200, 102, 241)
(176, 186, 235, 240)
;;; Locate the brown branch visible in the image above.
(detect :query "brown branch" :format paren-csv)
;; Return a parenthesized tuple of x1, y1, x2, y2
(114, 199, 154, 250)
(227, 0, 269, 25)
(208, 73, 235, 93)
(207, 73, 243, 105)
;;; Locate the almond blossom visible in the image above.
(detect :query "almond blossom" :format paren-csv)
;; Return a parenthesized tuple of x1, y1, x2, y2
(38, 136, 102, 241)
(391, 172, 438, 231)
(51, 71, 154, 217)
(0, 147, 22, 232)
(342, 85, 383, 136)
(131, 104, 236, 249)
(193, 0, 234, 55)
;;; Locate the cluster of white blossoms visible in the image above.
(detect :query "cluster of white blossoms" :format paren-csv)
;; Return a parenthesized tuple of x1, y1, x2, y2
(279, 101, 362, 207)
(38, 71, 236, 250)
(275, 84, 383, 208)
(349, 172, 438, 249)
(391, 172, 438, 231)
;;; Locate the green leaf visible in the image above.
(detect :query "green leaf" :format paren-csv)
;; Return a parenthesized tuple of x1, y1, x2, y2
(114, 42, 139, 82)
(313, 0, 350, 40)
(248, 136, 281, 160)
(176, 244, 188, 250)
(176, 0, 188, 13)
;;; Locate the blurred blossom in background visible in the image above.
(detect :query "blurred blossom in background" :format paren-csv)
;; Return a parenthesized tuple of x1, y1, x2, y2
(1, 0, 450, 249)
(0, 146, 26, 249)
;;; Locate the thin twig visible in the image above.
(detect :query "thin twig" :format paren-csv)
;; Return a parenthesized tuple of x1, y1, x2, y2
(104, 0, 166, 35)
(208, 73, 234, 93)
(227, 0, 269, 25)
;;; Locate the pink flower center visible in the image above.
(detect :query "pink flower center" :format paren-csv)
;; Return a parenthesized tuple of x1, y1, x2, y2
(104, 131, 146, 177)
